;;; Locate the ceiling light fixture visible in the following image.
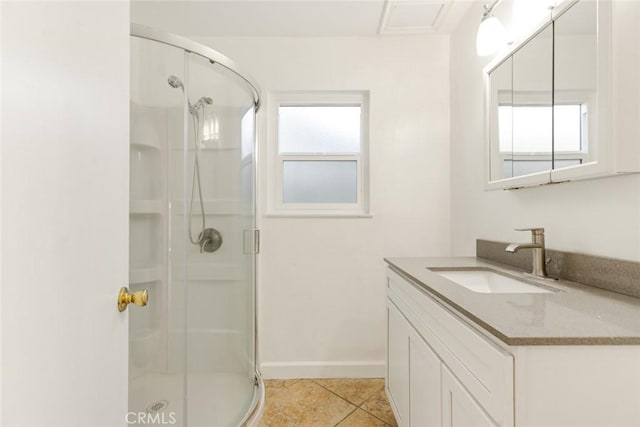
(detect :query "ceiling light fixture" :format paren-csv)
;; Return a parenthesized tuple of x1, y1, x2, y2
(476, 0, 506, 57)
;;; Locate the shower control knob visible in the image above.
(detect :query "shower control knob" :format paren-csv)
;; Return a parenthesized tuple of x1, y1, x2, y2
(199, 228, 223, 253)
(117, 287, 148, 312)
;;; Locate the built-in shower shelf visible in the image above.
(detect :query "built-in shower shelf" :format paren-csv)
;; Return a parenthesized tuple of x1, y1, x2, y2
(130, 266, 163, 284)
(130, 199, 164, 215)
(130, 101, 166, 151)
(131, 141, 161, 151)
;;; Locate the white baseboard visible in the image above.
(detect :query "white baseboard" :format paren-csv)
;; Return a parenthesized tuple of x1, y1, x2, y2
(259, 360, 386, 379)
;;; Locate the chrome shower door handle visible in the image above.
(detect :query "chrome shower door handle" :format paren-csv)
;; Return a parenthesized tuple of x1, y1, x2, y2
(243, 229, 260, 255)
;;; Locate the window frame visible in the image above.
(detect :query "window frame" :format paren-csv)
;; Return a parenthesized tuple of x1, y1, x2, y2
(267, 91, 370, 217)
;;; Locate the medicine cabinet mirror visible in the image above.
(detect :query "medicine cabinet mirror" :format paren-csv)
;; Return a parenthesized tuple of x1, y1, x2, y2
(488, 24, 553, 183)
(484, 0, 639, 190)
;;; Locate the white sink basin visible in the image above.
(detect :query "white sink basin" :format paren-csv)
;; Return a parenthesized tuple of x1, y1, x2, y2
(430, 268, 554, 294)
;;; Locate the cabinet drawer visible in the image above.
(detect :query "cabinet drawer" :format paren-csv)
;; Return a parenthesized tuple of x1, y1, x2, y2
(387, 268, 513, 426)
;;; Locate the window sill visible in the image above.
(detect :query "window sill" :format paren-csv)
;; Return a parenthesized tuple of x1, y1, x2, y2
(264, 211, 374, 219)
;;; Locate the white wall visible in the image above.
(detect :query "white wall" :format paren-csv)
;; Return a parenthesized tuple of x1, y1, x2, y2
(2, 2, 130, 426)
(0, 0, 3, 420)
(450, 1, 640, 262)
(194, 36, 451, 378)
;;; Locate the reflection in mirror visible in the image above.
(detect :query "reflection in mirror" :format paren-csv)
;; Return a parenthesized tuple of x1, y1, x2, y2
(489, 57, 513, 180)
(553, 0, 597, 170)
(511, 24, 553, 177)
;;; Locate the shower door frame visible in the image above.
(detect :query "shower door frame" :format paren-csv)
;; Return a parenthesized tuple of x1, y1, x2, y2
(131, 24, 261, 109)
(130, 23, 263, 426)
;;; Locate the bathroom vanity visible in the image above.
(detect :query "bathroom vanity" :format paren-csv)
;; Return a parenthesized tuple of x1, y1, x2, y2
(385, 257, 640, 427)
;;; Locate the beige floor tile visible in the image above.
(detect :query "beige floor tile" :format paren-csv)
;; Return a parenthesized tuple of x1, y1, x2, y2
(360, 389, 398, 427)
(261, 380, 356, 427)
(264, 379, 301, 390)
(336, 409, 389, 427)
(313, 378, 385, 406)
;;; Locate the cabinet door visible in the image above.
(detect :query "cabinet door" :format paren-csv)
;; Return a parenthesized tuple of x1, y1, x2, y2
(409, 329, 441, 427)
(387, 301, 410, 426)
(442, 366, 497, 427)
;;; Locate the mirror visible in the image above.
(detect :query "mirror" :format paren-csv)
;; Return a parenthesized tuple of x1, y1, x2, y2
(553, 0, 597, 170)
(511, 24, 553, 178)
(488, 24, 553, 182)
(486, 0, 639, 189)
(485, 0, 605, 188)
(488, 57, 512, 181)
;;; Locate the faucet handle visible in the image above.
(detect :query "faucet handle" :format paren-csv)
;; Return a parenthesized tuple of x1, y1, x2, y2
(515, 227, 545, 235)
(515, 227, 545, 244)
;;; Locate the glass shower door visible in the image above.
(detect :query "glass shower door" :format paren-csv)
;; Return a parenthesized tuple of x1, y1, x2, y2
(181, 52, 257, 427)
(130, 32, 258, 427)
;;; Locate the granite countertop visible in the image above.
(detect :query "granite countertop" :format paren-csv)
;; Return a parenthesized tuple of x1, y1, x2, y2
(385, 257, 640, 346)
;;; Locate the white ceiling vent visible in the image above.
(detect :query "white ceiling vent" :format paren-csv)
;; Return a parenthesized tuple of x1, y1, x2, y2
(379, 0, 451, 35)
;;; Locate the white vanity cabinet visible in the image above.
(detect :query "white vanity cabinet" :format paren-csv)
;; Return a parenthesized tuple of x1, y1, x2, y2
(386, 268, 513, 427)
(387, 300, 442, 427)
(408, 327, 441, 427)
(387, 301, 410, 426)
(442, 367, 496, 427)
(386, 266, 640, 427)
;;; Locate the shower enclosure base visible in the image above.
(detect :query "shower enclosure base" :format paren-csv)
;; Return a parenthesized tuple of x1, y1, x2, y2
(130, 372, 257, 427)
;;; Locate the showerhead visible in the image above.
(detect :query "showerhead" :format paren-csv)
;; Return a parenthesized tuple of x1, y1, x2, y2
(167, 75, 184, 91)
(167, 75, 212, 113)
(193, 97, 214, 110)
(201, 97, 213, 105)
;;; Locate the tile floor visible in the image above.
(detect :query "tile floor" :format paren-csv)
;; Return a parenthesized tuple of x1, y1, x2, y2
(258, 378, 398, 427)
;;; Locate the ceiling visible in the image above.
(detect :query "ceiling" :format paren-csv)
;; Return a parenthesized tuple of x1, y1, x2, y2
(131, 0, 474, 37)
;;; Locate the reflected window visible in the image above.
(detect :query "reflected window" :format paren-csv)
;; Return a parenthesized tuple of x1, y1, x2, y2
(241, 107, 254, 159)
(554, 104, 585, 152)
(498, 103, 586, 174)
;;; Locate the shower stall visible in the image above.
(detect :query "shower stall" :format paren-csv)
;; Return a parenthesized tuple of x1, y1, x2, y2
(129, 24, 262, 426)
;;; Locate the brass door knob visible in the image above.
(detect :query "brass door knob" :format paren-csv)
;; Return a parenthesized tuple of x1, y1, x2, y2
(118, 287, 148, 312)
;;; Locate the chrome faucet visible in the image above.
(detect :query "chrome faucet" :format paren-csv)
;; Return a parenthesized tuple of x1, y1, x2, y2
(505, 228, 548, 277)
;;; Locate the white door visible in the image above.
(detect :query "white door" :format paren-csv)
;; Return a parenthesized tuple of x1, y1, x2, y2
(1, 2, 130, 426)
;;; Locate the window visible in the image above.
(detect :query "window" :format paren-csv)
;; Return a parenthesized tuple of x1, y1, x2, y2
(268, 92, 369, 216)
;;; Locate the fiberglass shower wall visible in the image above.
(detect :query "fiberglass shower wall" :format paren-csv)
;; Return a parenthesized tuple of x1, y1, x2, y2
(130, 35, 257, 427)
